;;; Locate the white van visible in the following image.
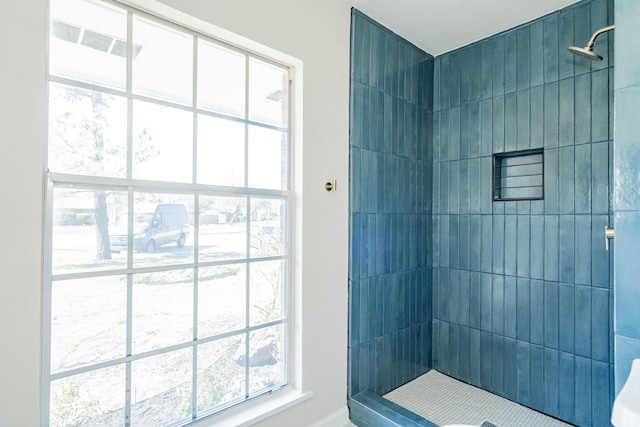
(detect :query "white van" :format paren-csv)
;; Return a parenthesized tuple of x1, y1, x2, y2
(110, 203, 189, 253)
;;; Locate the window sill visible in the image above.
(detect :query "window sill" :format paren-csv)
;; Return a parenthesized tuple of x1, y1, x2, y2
(190, 387, 314, 427)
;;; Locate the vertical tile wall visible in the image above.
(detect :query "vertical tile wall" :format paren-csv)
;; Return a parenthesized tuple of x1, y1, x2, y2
(613, 0, 640, 395)
(349, 10, 434, 397)
(431, 0, 614, 426)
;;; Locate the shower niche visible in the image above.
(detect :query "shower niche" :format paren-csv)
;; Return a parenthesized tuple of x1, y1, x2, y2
(492, 149, 544, 201)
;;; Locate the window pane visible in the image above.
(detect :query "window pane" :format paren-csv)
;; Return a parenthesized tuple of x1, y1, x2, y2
(250, 260, 285, 326)
(50, 366, 126, 427)
(51, 276, 126, 373)
(132, 193, 194, 267)
(133, 17, 193, 105)
(52, 187, 128, 275)
(131, 349, 192, 426)
(132, 101, 193, 183)
(197, 337, 245, 413)
(48, 83, 127, 177)
(247, 325, 285, 395)
(198, 41, 245, 117)
(247, 126, 287, 190)
(198, 265, 246, 338)
(50, 0, 127, 90)
(132, 269, 193, 353)
(199, 195, 246, 262)
(248, 58, 288, 127)
(197, 115, 245, 187)
(250, 198, 285, 258)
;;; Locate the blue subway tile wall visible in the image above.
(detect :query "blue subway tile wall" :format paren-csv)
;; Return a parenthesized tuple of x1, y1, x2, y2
(350, 1, 619, 426)
(431, 0, 614, 426)
(349, 10, 434, 398)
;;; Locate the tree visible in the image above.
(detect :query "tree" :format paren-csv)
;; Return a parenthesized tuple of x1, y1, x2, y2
(49, 84, 155, 260)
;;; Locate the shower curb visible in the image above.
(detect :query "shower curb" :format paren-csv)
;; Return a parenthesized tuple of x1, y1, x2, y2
(349, 390, 438, 427)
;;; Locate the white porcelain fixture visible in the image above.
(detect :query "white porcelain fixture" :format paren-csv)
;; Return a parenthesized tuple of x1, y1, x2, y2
(612, 358, 640, 427)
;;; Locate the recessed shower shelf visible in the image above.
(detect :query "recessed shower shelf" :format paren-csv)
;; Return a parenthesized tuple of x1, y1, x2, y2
(493, 148, 544, 201)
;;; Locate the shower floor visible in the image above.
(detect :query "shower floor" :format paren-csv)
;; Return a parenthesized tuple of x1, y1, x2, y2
(383, 370, 573, 427)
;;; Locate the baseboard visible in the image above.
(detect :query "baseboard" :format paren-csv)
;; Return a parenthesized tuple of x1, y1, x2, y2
(308, 405, 352, 427)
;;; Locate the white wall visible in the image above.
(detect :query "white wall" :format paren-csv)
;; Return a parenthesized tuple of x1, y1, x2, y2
(0, 1, 47, 426)
(0, 1, 351, 426)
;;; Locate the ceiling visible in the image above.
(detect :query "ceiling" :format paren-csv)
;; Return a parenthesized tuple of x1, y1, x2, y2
(347, 0, 583, 56)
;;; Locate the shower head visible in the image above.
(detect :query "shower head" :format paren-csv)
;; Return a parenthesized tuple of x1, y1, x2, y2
(568, 24, 615, 61)
(567, 45, 603, 61)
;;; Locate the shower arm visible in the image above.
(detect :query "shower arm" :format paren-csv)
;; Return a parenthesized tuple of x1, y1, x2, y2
(585, 24, 615, 49)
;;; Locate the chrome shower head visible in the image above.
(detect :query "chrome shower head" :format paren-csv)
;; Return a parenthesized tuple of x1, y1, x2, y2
(567, 44, 603, 61)
(568, 24, 614, 61)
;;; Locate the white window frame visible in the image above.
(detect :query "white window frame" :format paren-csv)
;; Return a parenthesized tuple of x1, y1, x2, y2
(42, 0, 305, 425)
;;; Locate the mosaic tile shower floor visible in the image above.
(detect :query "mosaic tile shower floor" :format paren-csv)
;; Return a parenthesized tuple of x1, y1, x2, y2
(384, 370, 573, 427)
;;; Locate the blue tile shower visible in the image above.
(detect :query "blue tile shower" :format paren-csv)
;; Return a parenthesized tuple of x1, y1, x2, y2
(349, 9, 434, 398)
(348, 0, 616, 426)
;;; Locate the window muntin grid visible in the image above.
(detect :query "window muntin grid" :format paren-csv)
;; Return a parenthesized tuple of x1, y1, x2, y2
(44, 0, 291, 425)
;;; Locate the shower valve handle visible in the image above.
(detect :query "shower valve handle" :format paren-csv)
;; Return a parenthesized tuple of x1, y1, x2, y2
(605, 226, 615, 251)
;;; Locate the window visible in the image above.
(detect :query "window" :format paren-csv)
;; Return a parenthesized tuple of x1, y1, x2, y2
(44, 0, 292, 425)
